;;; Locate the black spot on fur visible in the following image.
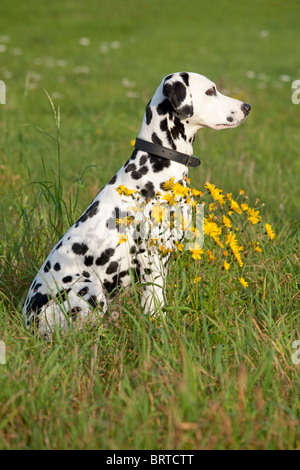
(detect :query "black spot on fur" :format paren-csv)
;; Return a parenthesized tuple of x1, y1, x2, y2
(119, 270, 129, 279)
(76, 200, 100, 224)
(160, 118, 177, 149)
(84, 256, 94, 267)
(55, 241, 63, 251)
(125, 163, 137, 173)
(180, 72, 190, 86)
(131, 165, 149, 180)
(68, 307, 82, 320)
(82, 271, 90, 278)
(139, 154, 148, 165)
(131, 170, 143, 180)
(103, 276, 119, 295)
(163, 81, 186, 108)
(179, 104, 193, 118)
(157, 99, 173, 116)
(141, 181, 155, 199)
(87, 295, 98, 309)
(55, 288, 71, 303)
(62, 276, 72, 283)
(149, 154, 171, 172)
(44, 261, 51, 273)
(95, 248, 115, 266)
(106, 261, 119, 275)
(54, 263, 61, 271)
(108, 174, 117, 185)
(130, 245, 137, 254)
(28, 292, 51, 313)
(152, 132, 162, 146)
(72, 242, 89, 256)
(32, 283, 42, 292)
(77, 286, 89, 297)
(171, 117, 186, 141)
(146, 104, 153, 125)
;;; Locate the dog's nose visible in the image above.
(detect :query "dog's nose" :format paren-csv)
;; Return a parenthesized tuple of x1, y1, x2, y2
(241, 103, 251, 115)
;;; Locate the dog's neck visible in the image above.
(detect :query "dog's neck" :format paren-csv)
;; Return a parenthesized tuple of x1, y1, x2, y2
(136, 99, 199, 181)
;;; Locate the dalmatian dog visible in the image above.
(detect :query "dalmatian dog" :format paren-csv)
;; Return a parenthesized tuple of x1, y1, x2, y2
(22, 72, 251, 335)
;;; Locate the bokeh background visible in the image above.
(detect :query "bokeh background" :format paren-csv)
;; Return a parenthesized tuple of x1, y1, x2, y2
(0, 0, 299, 450)
(1, 0, 299, 217)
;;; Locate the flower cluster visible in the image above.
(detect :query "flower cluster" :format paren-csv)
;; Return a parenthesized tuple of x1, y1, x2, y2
(115, 177, 275, 289)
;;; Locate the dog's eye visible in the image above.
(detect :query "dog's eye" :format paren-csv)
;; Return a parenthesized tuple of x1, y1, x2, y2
(205, 87, 217, 96)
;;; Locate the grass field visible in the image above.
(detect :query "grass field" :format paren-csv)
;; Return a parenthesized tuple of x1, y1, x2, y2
(0, 0, 299, 450)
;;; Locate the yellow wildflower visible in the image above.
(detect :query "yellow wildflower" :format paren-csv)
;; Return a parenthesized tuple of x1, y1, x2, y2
(241, 203, 249, 211)
(149, 237, 158, 247)
(265, 223, 275, 240)
(239, 189, 245, 195)
(247, 207, 261, 225)
(176, 242, 184, 252)
(151, 203, 168, 224)
(160, 245, 172, 256)
(205, 182, 226, 205)
(194, 276, 201, 284)
(188, 243, 204, 260)
(162, 192, 176, 205)
(225, 232, 244, 267)
(191, 188, 203, 197)
(162, 177, 175, 190)
(204, 218, 224, 248)
(207, 249, 216, 262)
(118, 234, 128, 245)
(222, 215, 232, 228)
(230, 199, 242, 214)
(130, 139, 136, 147)
(172, 182, 190, 197)
(239, 277, 248, 288)
(252, 241, 262, 253)
(223, 260, 230, 270)
(116, 185, 136, 197)
(116, 216, 133, 227)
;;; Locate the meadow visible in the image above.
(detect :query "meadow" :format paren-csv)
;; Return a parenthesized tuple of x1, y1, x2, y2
(0, 0, 299, 450)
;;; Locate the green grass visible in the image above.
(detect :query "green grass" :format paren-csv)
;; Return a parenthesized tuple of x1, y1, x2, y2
(0, 0, 299, 450)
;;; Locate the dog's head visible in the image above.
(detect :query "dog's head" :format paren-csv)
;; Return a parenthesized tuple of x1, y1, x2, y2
(157, 72, 251, 130)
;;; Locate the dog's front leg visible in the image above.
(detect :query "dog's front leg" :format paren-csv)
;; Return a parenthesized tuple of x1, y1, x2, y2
(140, 268, 165, 317)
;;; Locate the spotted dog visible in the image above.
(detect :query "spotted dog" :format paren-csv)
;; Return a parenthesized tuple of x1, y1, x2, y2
(23, 72, 251, 335)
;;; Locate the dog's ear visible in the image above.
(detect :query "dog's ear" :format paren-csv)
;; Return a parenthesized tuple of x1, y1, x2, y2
(163, 73, 194, 118)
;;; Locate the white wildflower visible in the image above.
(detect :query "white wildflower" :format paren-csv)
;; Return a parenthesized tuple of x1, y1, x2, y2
(11, 47, 22, 55)
(73, 65, 90, 74)
(279, 74, 290, 82)
(79, 37, 90, 46)
(111, 41, 120, 49)
(246, 71, 256, 79)
(99, 42, 109, 54)
(0, 36, 11, 43)
(126, 91, 139, 99)
(122, 78, 136, 88)
(259, 30, 269, 38)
